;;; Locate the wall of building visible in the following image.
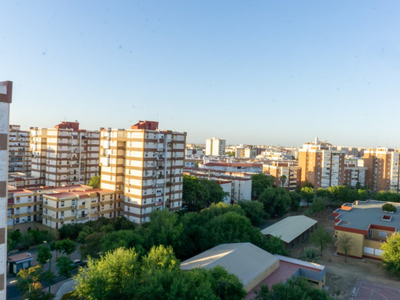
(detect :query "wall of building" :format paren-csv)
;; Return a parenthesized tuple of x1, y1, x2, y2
(336, 230, 364, 258)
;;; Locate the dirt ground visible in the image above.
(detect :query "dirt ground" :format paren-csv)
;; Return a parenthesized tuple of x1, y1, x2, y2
(286, 208, 400, 299)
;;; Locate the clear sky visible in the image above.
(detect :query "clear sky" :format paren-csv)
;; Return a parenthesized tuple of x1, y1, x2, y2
(1, 1, 400, 147)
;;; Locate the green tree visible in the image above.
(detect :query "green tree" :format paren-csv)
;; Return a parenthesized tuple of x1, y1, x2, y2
(252, 174, 275, 199)
(8, 230, 22, 250)
(17, 265, 55, 300)
(289, 192, 301, 211)
(144, 209, 183, 251)
(299, 248, 320, 263)
(56, 256, 73, 278)
(338, 232, 353, 262)
(258, 187, 291, 217)
(382, 203, 397, 213)
(54, 239, 77, 258)
(201, 179, 229, 207)
(142, 245, 180, 271)
(37, 244, 52, 265)
(254, 276, 332, 300)
(279, 175, 287, 188)
(88, 175, 100, 188)
(183, 174, 210, 211)
(201, 202, 245, 220)
(309, 198, 326, 216)
(58, 223, 84, 240)
(208, 265, 246, 300)
(310, 227, 334, 257)
(18, 232, 35, 250)
(381, 232, 400, 275)
(74, 247, 141, 300)
(77, 226, 95, 243)
(300, 187, 314, 204)
(79, 232, 105, 259)
(100, 230, 145, 257)
(237, 200, 268, 226)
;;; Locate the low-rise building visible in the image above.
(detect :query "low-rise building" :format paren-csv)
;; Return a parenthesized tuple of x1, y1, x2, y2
(261, 216, 318, 249)
(180, 243, 326, 298)
(333, 200, 400, 260)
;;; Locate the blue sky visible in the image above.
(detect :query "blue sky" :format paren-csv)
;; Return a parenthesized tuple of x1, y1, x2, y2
(1, 1, 400, 147)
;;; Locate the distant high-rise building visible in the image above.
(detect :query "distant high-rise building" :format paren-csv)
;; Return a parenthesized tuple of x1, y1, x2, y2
(206, 138, 226, 156)
(30, 122, 100, 186)
(99, 121, 186, 224)
(363, 147, 400, 192)
(263, 161, 301, 192)
(9, 125, 31, 173)
(0, 80, 13, 299)
(298, 137, 345, 189)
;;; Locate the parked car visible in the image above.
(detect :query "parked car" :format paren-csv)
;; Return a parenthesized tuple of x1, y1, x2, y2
(71, 259, 87, 269)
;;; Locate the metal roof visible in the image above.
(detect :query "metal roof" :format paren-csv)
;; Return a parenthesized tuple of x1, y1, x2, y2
(261, 216, 318, 243)
(180, 243, 279, 289)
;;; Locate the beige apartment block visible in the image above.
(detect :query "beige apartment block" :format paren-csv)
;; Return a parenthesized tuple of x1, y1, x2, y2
(99, 121, 186, 224)
(9, 125, 31, 173)
(364, 148, 400, 192)
(30, 122, 100, 186)
(298, 138, 345, 189)
(42, 187, 120, 229)
(206, 137, 226, 156)
(263, 161, 301, 191)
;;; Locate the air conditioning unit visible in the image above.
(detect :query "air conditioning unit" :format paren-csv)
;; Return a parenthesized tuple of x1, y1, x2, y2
(71, 204, 76, 208)
(60, 216, 64, 220)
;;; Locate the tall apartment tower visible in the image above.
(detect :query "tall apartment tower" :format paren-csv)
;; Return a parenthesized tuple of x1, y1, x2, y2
(206, 138, 226, 156)
(298, 138, 345, 189)
(99, 121, 186, 224)
(363, 148, 400, 192)
(9, 125, 31, 173)
(0, 81, 13, 299)
(30, 122, 100, 186)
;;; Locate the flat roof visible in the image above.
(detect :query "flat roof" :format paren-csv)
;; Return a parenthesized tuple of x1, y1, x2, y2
(261, 216, 318, 243)
(334, 200, 400, 232)
(180, 243, 279, 289)
(8, 252, 34, 263)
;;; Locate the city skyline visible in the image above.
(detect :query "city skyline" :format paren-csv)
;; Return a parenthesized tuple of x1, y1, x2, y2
(2, 1, 400, 147)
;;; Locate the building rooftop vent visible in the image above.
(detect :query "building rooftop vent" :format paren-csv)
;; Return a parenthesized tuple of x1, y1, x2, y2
(381, 215, 392, 222)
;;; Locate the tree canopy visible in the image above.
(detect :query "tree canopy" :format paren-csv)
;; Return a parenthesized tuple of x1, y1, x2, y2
(310, 227, 334, 257)
(258, 187, 291, 217)
(251, 174, 275, 199)
(74, 246, 246, 300)
(88, 175, 100, 188)
(381, 232, 400, 275)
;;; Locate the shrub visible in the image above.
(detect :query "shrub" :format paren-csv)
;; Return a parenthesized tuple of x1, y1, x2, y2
(382, 203, 397, 213)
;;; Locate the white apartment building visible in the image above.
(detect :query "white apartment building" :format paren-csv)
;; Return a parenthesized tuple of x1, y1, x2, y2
(206, 138, 226, 156)
(99, 121, 186, 224)
(30, 122, 100, 186)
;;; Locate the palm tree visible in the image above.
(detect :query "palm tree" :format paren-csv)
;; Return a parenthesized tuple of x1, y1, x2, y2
(279, 175, 287, 188)
(300, 248, 320, 263)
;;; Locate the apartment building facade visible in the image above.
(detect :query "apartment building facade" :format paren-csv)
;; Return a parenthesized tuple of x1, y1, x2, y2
(99, 121, 186, 224)
(298, 138, 345, 189)
(343, 163, 367, 188)
(262, 161, 301, 191)
(205, 138, 226, 156)
(30, 122, 100, 186)
(42, 187, 120, 229)
(0, 80, 13, 299)
(363, 148, 400, 192)
(9, 125, 31, 173)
